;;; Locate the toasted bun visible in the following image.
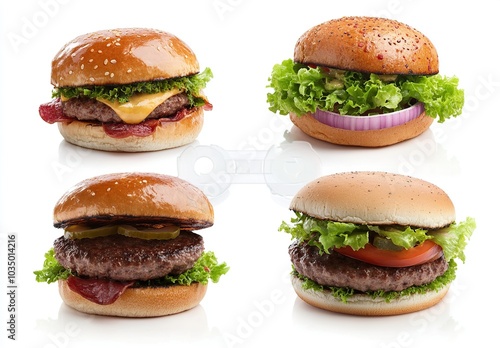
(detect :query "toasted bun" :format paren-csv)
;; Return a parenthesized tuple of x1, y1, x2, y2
(51, 28, 199, 87)
(294, 16, 439, 75)
(290, 171, 455, 229)
(291, 275, 449, 316)
(58, 279, 207, 317)
(58, 106, 204, 152)
(290, 111, 433, 147)
(53, 172, 214, 229)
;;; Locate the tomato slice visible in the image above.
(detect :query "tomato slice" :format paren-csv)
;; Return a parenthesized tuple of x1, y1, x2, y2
(334, 240, 443, 268)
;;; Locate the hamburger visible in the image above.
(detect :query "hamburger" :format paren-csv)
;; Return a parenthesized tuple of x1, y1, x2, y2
(279, 171, 475, 316)
(267, 16, 464, 147)
(34, 172, 229, 317)
(39, 28, 213, 152)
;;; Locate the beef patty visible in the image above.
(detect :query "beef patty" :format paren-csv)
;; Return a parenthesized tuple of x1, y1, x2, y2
(61, 92, 190, 123)
(289, 240, 448, 292)
(54, 231, 203, 281)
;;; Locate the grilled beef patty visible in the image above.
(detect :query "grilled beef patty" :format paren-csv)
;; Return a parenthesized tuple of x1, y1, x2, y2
(54, 231, 203, 281)
(289, 240, 448, 292)
(61, 93, 190, 123)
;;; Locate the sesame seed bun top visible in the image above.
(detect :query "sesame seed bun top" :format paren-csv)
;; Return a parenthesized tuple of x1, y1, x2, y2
(51, 28, 200, 87)
(294, 16, 439, 75)
(290, 171, 456, 229)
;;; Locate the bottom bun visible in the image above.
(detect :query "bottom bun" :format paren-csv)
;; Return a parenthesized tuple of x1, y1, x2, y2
(289, 111, 433, 147)
(291, 275, 450, 316)
(58, 107, 204, 152)
(58, 279, 207, 317)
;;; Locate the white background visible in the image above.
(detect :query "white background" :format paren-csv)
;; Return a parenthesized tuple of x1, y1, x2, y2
(1, 1, 498, 347)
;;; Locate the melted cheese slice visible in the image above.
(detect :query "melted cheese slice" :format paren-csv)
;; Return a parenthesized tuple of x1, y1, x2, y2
(97, 89, 181, 124)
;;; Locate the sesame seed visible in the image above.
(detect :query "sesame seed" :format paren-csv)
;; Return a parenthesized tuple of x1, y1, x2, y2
(127, 69, 132, 73)
(69, 70, 73, 74)
(71, 53, 76, 58)
(104, 59, 108, 65)
(89, 58, 93, 62)
(89, 77, 95, 82)
(110, 73, 115, 77)
(98, 50, 102, 54)
(80, 64, 84, 70)
(110, 59, 117, 64)
(90, 48, 95, 52)
(107, 187, 111, 192)
(94, 65, 98, 69)
(106, 43, 111, 47)
(104, 71, 109, 76)
(115, 42, 121, 46)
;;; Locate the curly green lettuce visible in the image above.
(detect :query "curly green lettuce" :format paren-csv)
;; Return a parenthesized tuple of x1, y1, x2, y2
(267, 59, 464, 123)
(34, 249, 229, 286)
(279, 212, 476, 262)
(53, 67, 213, 106)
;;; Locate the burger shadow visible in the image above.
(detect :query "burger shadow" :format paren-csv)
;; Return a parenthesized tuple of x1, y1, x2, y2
(35, 302, 223, 346)
(283, 125, 460, 178)
(291, 295, 463, 346)
(56, 139, 196, 180)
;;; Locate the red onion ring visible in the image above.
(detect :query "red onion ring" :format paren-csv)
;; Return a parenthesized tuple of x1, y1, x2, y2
(313, 102, 425, 131)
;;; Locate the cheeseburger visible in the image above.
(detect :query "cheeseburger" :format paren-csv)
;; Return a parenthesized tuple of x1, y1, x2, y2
(34, 173, 229, 317)
(280, 172, 475, 316)
(267, 17, 464, 147)
(39, 28, 213, 152)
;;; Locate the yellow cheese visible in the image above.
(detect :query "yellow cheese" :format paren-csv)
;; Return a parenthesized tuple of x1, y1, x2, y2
(97, 89, 181, 124)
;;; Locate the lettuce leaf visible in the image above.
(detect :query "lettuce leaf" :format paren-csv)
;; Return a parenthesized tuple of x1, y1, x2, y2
(279, 212, 475, 262)
(158, 251, 229, 286)
(429, 217, 476, 262)
(34, 249, 72, 284)
(34, 248, 229, 286)
(53, 67, 213, 105)
(267, 59, 464, 122)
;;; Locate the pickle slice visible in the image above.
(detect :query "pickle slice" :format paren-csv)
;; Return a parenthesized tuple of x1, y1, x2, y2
(64, 225, 118, 239)
(117, 225, 180, 240)
(372, 236, 404, 251)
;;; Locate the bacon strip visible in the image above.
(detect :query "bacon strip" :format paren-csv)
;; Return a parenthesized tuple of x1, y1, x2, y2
(67, 276, 134, 305)
(39, 98, 72, 124)
(103, 120, 158, 138)
(38, 98, 206, 139)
